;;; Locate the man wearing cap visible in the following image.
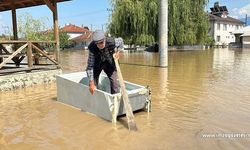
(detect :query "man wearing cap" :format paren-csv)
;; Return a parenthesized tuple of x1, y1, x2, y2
(86, 30, 124, 95)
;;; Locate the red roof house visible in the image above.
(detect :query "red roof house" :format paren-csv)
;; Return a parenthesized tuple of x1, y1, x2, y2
(61, 24, 90, 40)
(60, 24, 92, 49)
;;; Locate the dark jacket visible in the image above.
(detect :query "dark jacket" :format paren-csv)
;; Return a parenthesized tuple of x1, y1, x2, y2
(88, 37, 116, 70)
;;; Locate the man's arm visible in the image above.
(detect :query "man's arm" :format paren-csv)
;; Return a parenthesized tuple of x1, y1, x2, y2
(86, 50, 96, 95)
(86, 50, 95, 81)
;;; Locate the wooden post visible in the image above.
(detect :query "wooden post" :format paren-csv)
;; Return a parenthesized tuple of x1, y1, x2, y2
(11, 7, 18, 41)
(11, 3, 20, 66)
(159, 0, 168, 67)
(27, 42, 33, 68)
(0, 48, 3, 63)
(53, 0, 60, 63)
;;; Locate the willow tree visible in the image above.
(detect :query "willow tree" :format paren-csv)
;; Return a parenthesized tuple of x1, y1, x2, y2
(108, 0, 158, 46)
(168, 0, 209, 45)
(108, 0, 209, 46)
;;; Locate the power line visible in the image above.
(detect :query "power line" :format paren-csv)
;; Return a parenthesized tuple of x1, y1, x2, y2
(59, 9, 107, 20)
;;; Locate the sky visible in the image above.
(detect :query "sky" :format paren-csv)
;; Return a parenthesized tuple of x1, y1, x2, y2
(206, 0, 250, 19)
(0, 0, 250, 35)
(0, 0, 110, 34)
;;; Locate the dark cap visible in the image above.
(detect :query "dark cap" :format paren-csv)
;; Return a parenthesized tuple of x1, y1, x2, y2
(92, 30, 105, 42)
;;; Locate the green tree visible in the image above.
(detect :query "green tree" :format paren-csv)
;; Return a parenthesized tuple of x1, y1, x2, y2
(45, 32, 70, 49)
(59, 32, 70, 48)
(18, 13, 49, 41)
(17, 13, 70, 48)
(108, 0, 209, 46)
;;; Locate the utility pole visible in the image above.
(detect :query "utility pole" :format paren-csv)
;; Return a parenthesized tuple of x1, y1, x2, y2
(246, 14, 248, 26)
(159, 0, 168, 67)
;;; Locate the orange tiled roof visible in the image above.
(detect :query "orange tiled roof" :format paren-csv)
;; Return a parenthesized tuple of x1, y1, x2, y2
(61, 24, 89, 33)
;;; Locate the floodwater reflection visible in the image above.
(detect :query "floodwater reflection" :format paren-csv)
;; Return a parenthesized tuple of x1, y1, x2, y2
(0, 48, 250, 149)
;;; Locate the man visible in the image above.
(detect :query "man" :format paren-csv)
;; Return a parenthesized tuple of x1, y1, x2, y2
(86, 30, 123, 95)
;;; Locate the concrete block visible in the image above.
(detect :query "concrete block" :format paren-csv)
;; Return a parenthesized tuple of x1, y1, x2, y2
(56, 72, 150, 122)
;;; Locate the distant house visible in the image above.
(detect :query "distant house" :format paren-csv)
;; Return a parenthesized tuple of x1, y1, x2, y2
(60, 24, 92, 49)
(208, 2, 245, 46)
(61, 24, 89, 39)
(70, 31, 93, 49)
(241, 32, 250, 48)
(232, 26, 250, 48)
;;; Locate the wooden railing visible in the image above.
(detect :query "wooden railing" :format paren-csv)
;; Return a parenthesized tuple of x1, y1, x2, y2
(0, 40, 59, 74)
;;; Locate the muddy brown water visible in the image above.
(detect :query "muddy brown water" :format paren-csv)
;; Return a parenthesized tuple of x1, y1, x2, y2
(0, 48, 250, 150)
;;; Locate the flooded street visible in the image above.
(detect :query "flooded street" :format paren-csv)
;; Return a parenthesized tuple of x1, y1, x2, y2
(1, 48, 250, 150)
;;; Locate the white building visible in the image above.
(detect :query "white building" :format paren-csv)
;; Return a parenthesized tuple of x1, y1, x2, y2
(208, 2, 245, 46)
(232, 26, 250, 48)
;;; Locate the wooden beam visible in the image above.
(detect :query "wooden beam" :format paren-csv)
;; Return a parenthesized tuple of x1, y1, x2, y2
(6, 63, 54, 66)
(53, 0, 60, 63)
(0, 66, 58, 75)
(11, 0, 19, 67)
(27, 42, 33, 68)
(0, 68, 32, 75)
(0, 55, 12, 58)
(0, 43, 28, 69)
(0, 0, 72, 12)
(17, 2, 26, 8)
(43, 0, 55, 12)
(0, 40, 56, 44)
(31, 43, 58, 65)
(0, 48, 3, 63)
(0, 44, 11, 54)
(0, 6, 5, 11)
(11, 3, 18, 41)
(16, 56, 26, 66)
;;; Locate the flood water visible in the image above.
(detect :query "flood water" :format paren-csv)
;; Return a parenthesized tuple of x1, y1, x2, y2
(1, 48, 250, 150)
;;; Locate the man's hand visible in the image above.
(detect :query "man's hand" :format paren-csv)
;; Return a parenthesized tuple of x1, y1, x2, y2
(89, 80, 96, 95)
(113, 51, 120, 60)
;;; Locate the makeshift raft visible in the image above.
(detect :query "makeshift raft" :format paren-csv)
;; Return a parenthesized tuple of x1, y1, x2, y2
(56, 72, 151, 123)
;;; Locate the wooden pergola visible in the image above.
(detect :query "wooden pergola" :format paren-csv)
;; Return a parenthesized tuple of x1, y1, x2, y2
(0, 0, 71, 75)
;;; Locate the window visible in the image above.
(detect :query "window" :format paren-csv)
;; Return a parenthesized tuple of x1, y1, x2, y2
(223, 24, 227, 31)
(217, 36, 221, 42)
(236, 25, 239, 30)
(217, 23, 220, 30)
